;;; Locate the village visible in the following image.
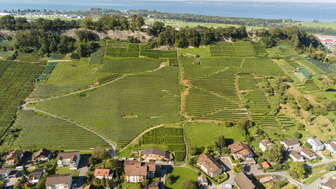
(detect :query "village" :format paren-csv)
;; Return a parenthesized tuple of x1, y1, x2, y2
(2, 136, 336, 189)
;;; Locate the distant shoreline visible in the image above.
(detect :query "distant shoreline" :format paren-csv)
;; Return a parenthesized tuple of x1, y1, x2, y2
(1, 1, 336, 22)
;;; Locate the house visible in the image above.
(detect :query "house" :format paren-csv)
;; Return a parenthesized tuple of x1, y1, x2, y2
(289, 151, 304, 162)
(141, 148, 173, 161)
(259, 140, 273, 152)
(147, 182, 160, 189)
(228, 142, 255, 164)
(0, 169, 11, 179)
(45, 174, 72, 189)
(33, 149, 52, 163)
(124, 160, 156, 183)
(197, 153, 222, 178)
(307, 138, 324, 152)
(321, 178, 336, 189)
(6, 150, 23, 165)
(28, 169, 44, 184)
(261, 161, 271, 169)
(94, 169, 112, 180)
(326, 142, 336, 154)
(259, 176, 275, 184)
(234, 172, 256, 189)
(300, 148, 317, 160)
(57, 151, 80, 170)
(281, 139, 300, 151)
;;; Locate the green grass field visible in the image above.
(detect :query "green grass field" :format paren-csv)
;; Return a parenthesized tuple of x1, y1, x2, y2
(35, 67, 181, 148)
(13, 110, 109, 150)
(165, 167, 198, 189)
(185, 122, 245, 149)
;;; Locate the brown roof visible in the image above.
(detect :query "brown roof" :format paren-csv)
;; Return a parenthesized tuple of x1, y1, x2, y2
(323, 178, 336, 189)
(228, 142, 254, 157)
(290, 151, 303, 160)
(141, 148, 172, 160)
(57, 151, 79, 161)
(33, 149, 51, 160)
(300, 148, 315, 157)
(46, 174, 71, 186)
(197, 153, 221, 174)
(94, 169, 110, 177)
(282, 139, 300, 147)
(234, 172, 255, 189)
(124, 160, 149, 177)
(6, 150, 23, 160)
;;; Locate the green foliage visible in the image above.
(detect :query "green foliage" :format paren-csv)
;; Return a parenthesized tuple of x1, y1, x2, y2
(289, 162, 306, 180)
(101, 57, 161, 74)
(263, 143, 285, 164)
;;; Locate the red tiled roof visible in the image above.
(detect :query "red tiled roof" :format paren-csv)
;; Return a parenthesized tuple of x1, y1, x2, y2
(94, 169, 110, 177)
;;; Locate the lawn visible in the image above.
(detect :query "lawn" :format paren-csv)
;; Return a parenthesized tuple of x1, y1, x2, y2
(179, 47, 212, 58)
(13, 110, 109, 150)
(185, 122, 245, 149)
(35, 67, 182, 148)
(56, 167, 80, 176)
(165, 167, 198, 189)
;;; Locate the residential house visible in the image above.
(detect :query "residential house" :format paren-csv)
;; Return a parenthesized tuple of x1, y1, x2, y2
(6, 150, 23, 166)
(45, 174, 72, 189)
(326, 142, 336, 154)
(197, 153, 222, 178)
(234, 172, 256, 189)
(228, 142, 255, 164)
(307, 138, 324, 152)
(83, 184, 96, 189)
(261, 161, 271, 169)
(0, 169, 11, 179)
(57, 151, 80, 170)
(299, 148, 317, 160)
(28, 168, 44, 185)
(33, 149, 52, 163)
(141, 148, 173, 161)
(124, 160, 156, 183)
(94, 169, 112, 180)
(289, 151, 304, 162)
(147, 182, 160, 189)
(259, 140, 273, 152)
(321, 178, 336, 189)
(281, 139, 300, 151)
(259, 176, 275, 184)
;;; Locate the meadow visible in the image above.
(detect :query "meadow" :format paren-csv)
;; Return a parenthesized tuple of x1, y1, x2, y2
(185, 122, 245, 149)
(35, 67, 181, 148)
(13, 110, 108, 150)
(165, 167, 198, 189)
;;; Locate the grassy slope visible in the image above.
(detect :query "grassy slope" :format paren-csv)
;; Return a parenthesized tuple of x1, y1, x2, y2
(185, 122, 245, 149)
(13, 110, 108, 150)
(35, 67, 181, 147)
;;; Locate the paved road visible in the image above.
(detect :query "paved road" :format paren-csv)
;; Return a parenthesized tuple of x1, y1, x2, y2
(304, 171, 336, 189)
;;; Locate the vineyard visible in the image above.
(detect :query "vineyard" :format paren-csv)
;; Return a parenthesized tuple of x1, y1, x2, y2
(35, 67, 181, 148)
(0, 61, 44, 137)
(101, 57, 161, 74)
(139, 127, 186, 161)
(106, 41, 139, 57)
(13, 110, 109, 150)
(238, 73, 257, 90)
(209, 41, 260, 57)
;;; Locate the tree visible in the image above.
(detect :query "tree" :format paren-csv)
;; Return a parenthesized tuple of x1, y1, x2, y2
(289, 162, 306, 179)
(217, 136, 226, 148)
(183, 180, 198, 189)
(92, 146, 107, 161)
(263, 143, 284, 165)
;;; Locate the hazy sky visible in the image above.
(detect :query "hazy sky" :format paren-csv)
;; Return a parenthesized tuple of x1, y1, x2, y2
(1, 0, 336, 3)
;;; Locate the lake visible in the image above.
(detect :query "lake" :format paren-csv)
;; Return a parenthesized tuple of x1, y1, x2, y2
(1, 0, 336, 22)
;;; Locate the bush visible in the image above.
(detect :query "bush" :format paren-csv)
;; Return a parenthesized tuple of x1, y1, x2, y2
(70, 53, 80, 59)
(293, 132, 303, 139)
